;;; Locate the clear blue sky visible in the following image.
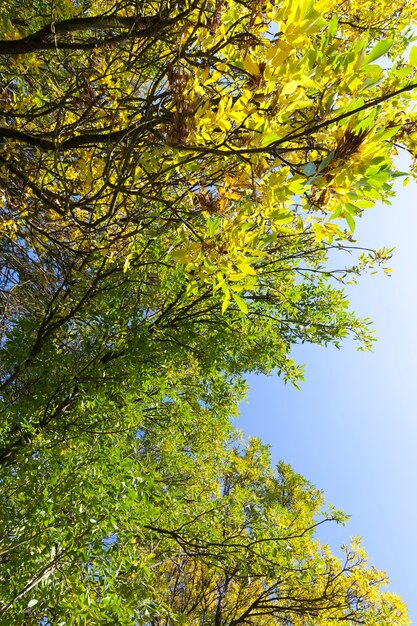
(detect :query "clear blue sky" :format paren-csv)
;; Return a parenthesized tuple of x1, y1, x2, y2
(238, 160, 417, 621)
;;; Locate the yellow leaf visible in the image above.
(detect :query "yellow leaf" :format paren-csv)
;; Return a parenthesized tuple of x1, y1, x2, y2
(270, 41, 292, 67)
(228, 272, 247, 281)
(281, 80, 299, 96)
(243, 55, 260, 76)
(123, 254, 132, 273)
(221, 287, 231, 313)
(236, 261, 256, 275)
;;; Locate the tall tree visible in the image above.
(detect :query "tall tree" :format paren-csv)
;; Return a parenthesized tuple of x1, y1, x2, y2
(0, 395, 410, 624)
(2, 0, 415, 457)
(0, 0, 416, 621)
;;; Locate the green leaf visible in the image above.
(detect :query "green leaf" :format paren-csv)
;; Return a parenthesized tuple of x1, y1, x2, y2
(409, 45, 417, 67)
(363, 64, 383, 79)
(207, 215, 220, 235)
(364, 39, 393, 64)
(345, 212, 355, 232)
(302, 162, 316, 176)
(327, 14, 338, 38)
(232, 292, 248, 314)
(261, 132, 281, 147)
(374, 125, 401, 141)
(318, 151, 334, 172)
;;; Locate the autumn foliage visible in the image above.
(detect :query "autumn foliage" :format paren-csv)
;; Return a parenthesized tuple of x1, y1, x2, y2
(0, 0, 415, 623)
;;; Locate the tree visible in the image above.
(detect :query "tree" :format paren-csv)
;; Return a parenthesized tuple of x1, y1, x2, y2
(2, 0, 415, 458)
(146, 440, 408, 626)
(0, 0, 416, 621)
(0, 395, 410, 624)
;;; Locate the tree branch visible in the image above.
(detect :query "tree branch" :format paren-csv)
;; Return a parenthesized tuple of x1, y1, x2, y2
(0, 14, 164, 55)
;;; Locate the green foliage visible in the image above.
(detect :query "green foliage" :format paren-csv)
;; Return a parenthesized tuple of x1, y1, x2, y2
(0, 405, 410, 624)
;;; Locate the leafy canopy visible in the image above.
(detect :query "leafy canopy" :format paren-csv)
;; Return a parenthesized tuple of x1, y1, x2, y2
(0, 390, 410, 624)
(0, 0, 416, 622)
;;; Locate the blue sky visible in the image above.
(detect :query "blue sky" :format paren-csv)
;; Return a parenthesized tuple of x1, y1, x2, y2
(238, 161, 417, 621)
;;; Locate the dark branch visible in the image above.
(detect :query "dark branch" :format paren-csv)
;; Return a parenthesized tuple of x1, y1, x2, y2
(0, 14, 165, 55)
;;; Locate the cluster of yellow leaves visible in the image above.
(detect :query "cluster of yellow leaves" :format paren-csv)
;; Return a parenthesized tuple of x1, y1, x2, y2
(141, 440, 410, 626)
(160, 0, 417, 309)
(1, 0, 417, 315)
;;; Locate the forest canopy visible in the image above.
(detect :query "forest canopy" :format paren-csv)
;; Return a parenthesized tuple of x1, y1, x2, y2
(0, 0, 416, 623)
